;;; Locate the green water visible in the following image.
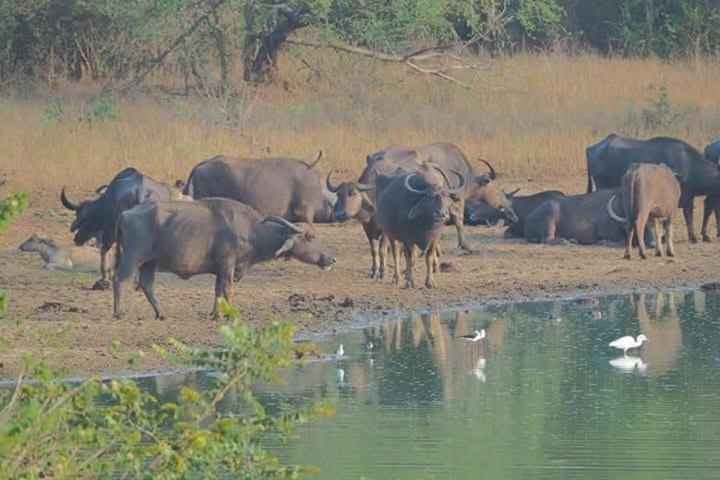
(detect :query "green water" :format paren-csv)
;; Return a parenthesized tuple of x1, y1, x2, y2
(139, 290, 720, 479)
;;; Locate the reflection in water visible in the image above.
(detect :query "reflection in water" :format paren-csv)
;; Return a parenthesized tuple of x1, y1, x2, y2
(134, 291, 720, 479)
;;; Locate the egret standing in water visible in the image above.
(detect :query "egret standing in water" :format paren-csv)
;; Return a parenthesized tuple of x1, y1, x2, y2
(609, 334, 648, 355)
(335, 344, 345, 358)
(459, 329, 486, 342)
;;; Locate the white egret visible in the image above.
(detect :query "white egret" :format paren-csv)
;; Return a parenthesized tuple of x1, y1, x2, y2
(609, 356, 648, 374)
(335, 344, 345, 358)
(609, 334, 648, 355)
(459, 329, 486, 342)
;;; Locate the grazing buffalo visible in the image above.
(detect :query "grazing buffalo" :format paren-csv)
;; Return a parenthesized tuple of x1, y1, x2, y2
(524, 189, 631, 245)
(60, 167, 174, 289)
(113, 198, 336, 319)
(466, 190, 566, 237)
(585, 134, 720, 242)
(701, 139, 720, 241)
(366, 143, 517, 250)
(609, 163, 680, 259)
(179, 152, 325, 226)
(374, 162, 464, 288)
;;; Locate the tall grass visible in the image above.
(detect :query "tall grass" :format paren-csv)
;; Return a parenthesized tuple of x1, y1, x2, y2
(2, 51, 720, 204)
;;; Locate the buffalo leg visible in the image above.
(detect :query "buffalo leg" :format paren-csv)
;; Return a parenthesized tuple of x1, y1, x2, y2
(701, 197, 713, 242)
(652, 218, 664, 257)
(682, 200, 698, 243)
(624, 222, 635, 260)
(211, 267, 234, 319)
(636, 216, 648, 259)
(404, 243, 415, 288)
(391, 240, 401, 286)
(94, 242, 114, 290)
(666, 218, 676, 257)
(425, 243, 437, 289)
(453, 198, 472, 251)
(112, 255, 138, 319)
(137, 262, 162, 319)
(368, 237, 380, 278)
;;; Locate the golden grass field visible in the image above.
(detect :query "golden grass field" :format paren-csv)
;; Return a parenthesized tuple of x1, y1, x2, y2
(2, 51, 720, 204)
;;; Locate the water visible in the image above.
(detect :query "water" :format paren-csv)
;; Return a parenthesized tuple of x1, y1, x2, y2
(136, 290, 720, 479)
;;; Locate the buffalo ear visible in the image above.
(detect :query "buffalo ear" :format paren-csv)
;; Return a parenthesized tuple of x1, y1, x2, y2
(474, 175, 491, 186)
(274, 237, 296, 257)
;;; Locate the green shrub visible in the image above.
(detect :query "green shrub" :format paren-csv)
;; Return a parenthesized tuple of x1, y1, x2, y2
(0, 299, 332, 478)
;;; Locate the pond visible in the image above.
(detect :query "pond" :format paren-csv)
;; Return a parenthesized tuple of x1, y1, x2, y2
(136, 290, 720, 479)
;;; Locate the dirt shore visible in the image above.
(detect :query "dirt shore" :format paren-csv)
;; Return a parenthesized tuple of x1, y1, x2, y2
(1, 178, 719, 377)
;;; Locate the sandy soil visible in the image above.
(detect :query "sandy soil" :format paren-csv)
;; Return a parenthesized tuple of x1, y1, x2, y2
(1, 178, 719, 377)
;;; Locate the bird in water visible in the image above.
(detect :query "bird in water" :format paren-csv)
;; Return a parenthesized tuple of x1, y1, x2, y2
(609, 356, 648, 374)
(335, 344, 345, 358)
(459, 329, 486, 342)
(609, 334, 648, 355)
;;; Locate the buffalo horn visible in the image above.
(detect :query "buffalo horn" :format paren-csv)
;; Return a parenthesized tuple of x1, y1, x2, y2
(447, 169, 466, 194)
(357, 182, 376, 191)
(262, 215, 304, 234)
(504, 187, 520, 198)
(606, 194, 627, 223)
(60, 188, 79, 211)
(404, 172, 427, 194)
(477, 158, 497, 180)
(95, 184, 108, 194)
(325, 169, 341, 193)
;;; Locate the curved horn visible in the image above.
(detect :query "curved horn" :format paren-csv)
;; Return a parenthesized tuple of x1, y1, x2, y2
(404, 172, 427, 194)
(306, 150, 323, 169)
(262, 215, 304, 234)
(504, 187, 520, 198)
(477, 158, 497, 179)
(95, 184, 108, 194)
(446, 169, 466, 195)
(60, 188, 79, 210)
(325, 169, 340, 193)
(606, 194, 627, 223)
(356, 182, 376, 192)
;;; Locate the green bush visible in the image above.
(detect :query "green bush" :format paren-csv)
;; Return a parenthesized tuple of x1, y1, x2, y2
(0, 299, 332, 478)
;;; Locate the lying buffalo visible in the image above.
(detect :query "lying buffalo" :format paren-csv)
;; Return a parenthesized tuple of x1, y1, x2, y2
(374, 162, 464, 288)
(466, 189, 566, 237)
(525, 189, 633, 245)
(586, 134, 720, 243)
(61, 167, 174, 289)
(367, 143, 517, 251)
(179, 152, 325, 226)
(612, 163, 681, 259)
(113, 199, 336, 319)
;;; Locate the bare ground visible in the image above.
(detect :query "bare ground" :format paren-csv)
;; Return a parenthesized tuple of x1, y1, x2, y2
(1, 177, 719, 377)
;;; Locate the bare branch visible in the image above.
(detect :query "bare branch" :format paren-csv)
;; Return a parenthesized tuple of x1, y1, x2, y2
(285, 37, 482, 89)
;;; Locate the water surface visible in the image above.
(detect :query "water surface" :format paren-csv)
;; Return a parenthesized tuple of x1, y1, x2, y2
(140, 290, 720, 479)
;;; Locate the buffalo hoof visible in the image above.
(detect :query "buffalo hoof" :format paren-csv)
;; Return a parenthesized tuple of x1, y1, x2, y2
(92, 279, 111, 290)
(425, 278, 437, 289)
(392, 274, 400, 286)
(624, 252, 631, 260)
(703, 235, 712, 243)
(689, 235, 699, 244)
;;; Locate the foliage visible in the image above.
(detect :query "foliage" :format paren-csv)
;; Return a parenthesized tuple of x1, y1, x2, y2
(0, 189, 28, 313)
(0, 299, 332, 478)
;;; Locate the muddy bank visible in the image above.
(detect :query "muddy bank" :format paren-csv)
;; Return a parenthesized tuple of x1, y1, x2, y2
(1, 181, 719, 376)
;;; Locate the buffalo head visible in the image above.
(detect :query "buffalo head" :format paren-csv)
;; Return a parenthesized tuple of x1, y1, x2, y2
(60, 188, 105, 246)
(262, 216, 337, 270)
(326, 169, 376, 222)
(465, 159, 519, 223)
(404, 165, 464, 224)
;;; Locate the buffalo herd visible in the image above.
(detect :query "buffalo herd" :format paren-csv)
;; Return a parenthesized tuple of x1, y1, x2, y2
(55, 134, 720, 318)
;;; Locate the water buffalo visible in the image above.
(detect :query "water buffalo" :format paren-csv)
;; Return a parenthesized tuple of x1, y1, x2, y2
(366, 143, 517, 250)
(60, 167, 174, 289)
(113, 198, 336, 319)
(524, 189, 630, 244)
(701, 139, 720, 241)
(585, 134, 720, 243)
(466, 190, 566, 237)
(374, 162, 464, 288)
(609, 163, 680, 259)
(179, 152, 325, 227)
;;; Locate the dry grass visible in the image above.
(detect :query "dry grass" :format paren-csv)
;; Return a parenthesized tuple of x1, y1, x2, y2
(2, 51, 720, 205)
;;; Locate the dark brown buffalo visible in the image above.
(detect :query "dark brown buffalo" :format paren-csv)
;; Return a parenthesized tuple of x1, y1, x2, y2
(466, 190, 566, 237)
(374, 162, 464, 288)
(701, 139, 720, 241)
(612, 163, 681, 259)
(366, 142, 517, 250)
(524, 190, 630, 245)
(179, 152, 325, 226)
(113, 198, 336, 319)
(60, 167, 174, 290)
(586, 134, 720, 242)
